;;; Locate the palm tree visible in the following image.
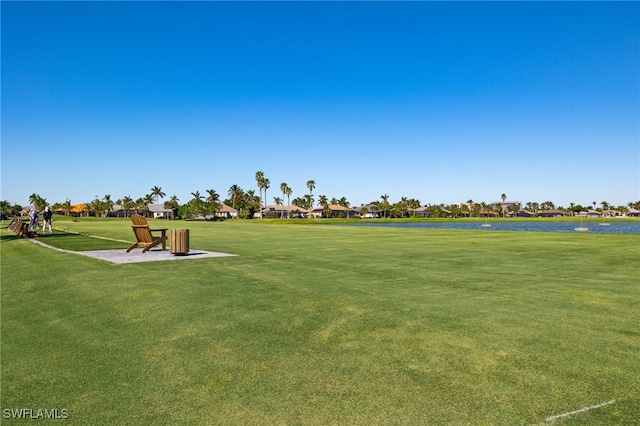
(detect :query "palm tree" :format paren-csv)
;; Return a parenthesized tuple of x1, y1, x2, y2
(103, 194, 114, 215)
(228, 184, 243, 216)
(284, 184, 292, 218)
(62, 199, 72, 217)
(292, 197, 308, 209)
(151, 186, 165, 204)
(280, 182, 288, 218)
(306, 180, 315, 208)
(274, 197, 283, 218)
(255, 171, 265, 218)
(262, 178, 270, 211)
(338, 197, 350, 219)
(380, 194, 390, 218)
(164, 195, 179, 219)
(243, 190, 260, 218)
(318, 195, 330, 218)
(206, 189, 219, 203)
(29, 193, 46, 211)
(122, 196, 133, 217)
(206, 189, 220, 219)
(188, 191, 204, 219)
(143, 194, 154, 208)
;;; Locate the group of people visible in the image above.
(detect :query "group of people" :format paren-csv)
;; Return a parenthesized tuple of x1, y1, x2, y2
(28, 206, 53, 233)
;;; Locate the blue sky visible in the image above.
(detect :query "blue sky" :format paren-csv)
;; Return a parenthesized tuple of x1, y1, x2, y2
(2, 1, 638, 208)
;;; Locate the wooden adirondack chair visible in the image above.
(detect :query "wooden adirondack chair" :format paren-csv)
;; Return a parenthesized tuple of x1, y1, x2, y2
(126, 214, 168, 253)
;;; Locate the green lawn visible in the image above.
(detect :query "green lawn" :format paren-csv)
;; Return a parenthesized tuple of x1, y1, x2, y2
(1, 217, 639, 424)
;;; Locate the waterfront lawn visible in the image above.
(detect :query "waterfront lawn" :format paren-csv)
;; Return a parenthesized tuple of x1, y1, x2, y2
(1, 219, 638, 424)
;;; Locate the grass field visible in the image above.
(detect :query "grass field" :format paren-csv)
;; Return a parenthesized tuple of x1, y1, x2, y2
(1, 217, 639, 424)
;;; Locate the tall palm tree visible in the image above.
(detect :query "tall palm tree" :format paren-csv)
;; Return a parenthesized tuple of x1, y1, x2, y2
(151, 186, 166, 204)
(255, 171, 265, 218)
(284, 184, 292, 218)
(280, 182, 288, 218)
(262, 178, 270, 211)
(306, 180, 315, 208)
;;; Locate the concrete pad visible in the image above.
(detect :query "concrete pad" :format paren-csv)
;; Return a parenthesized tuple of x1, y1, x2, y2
(29, 239, 237, 264)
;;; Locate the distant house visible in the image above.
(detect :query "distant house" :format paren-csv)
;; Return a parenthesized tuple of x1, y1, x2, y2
(309, 204, 358, 218)
(413, 207, 429, 218)
(491, 201, 522, 212)
(256, 204, 309, 219)
(479, 210, 499, 217)
(108, 204, 127, 218)
(628, 208, 640, 217)
(358, 204, 381, 219)
(148, 203, 173, 219)
(602, 209, 622, 217)
(538, 209, 565, 217)
(516, 209, 535, 218)
(71, 204, 89, 217)
(216, 203, 239, 219)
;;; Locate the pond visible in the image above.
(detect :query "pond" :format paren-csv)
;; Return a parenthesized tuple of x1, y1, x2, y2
(337, 221, 640, 234)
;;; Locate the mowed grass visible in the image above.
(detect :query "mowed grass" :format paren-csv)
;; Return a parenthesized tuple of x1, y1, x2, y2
(1, 217, 639, 425)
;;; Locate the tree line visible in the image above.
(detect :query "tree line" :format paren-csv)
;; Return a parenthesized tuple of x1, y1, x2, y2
(3, 176, 639, 219)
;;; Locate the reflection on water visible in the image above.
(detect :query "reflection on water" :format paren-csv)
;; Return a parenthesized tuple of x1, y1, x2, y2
(341, 221, 640, 234)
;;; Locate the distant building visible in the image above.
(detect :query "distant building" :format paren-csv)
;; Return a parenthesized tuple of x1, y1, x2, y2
(538, 209, 565, 217)
(148, 203, 173, 219)
(217, 203, 239, 219)
(491, 201, 522, 211)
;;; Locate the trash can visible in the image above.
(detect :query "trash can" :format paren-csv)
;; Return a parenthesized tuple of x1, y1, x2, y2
(170, 229, 189, 255)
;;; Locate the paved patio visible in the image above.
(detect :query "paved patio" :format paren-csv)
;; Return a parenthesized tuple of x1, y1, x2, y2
(30, 239, 237, 264)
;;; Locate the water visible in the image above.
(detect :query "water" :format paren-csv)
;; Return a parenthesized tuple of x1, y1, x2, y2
(338, 221, 640, 234)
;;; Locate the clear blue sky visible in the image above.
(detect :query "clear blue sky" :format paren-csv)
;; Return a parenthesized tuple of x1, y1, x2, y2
(2, 1, 638, 208)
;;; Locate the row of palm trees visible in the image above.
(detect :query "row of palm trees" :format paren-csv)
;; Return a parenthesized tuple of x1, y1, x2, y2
(4, 180, 639, 220)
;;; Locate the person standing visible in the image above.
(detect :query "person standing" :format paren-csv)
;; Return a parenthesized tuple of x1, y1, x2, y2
(29, 208, 39, 231)
(42, 206, 53, 233)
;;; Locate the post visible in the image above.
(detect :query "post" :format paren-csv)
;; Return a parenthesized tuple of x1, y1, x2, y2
(170, 229, 189, 255)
